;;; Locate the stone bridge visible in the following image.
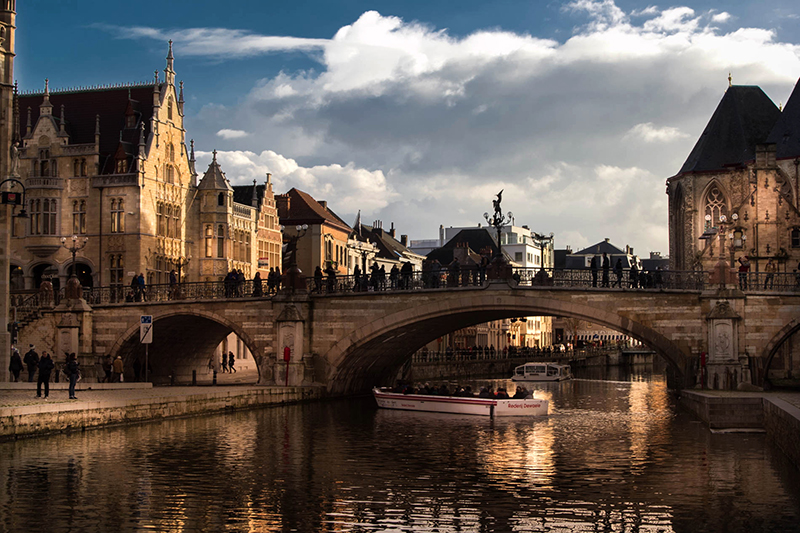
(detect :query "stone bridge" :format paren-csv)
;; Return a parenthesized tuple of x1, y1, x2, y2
(15, 280, 800, 394)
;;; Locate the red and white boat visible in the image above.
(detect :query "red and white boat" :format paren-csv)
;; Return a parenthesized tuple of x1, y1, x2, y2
(372, 388, 549, 417)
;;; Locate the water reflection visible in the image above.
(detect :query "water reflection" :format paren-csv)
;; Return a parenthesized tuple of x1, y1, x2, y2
(1, 372, 799, 532)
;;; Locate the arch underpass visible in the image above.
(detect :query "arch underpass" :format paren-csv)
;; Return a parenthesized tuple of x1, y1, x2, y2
(109, 311, 261, 385)
(321, 291, 692, 394)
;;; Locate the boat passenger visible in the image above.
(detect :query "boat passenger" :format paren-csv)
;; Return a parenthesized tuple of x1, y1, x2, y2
(496, 388, 509, 399)
(478, 387, 493, 398)
(438, 384, 450, 396)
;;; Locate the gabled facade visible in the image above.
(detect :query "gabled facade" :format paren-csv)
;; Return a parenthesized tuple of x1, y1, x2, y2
(667, 81, 800, 274)
(348, 218, 424, 274)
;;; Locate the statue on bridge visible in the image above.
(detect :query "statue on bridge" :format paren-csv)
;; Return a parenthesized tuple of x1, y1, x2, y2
(492, 189, 503, 219)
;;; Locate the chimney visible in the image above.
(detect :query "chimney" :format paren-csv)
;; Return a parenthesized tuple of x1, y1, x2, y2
(390, 222, 396, 238)
(275, 194, 290, 217)
(319, 200, 327, 210)
(401, 235, 408, 247)
(439, 224, 444, 246)
(604, 237, 609, 242)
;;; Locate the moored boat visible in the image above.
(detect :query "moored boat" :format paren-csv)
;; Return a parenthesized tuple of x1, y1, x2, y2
(372, 387, 549, 417)
(511, 362, 572, 382)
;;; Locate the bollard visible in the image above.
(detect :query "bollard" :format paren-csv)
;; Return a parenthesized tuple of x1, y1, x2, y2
(213, 370, 217, 385)
(192, 370, 196, 386)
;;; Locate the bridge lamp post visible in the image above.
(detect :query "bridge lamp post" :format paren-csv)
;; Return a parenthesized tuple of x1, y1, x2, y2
(531, 231, 554, 284)
(483, 190, 514, 281)
(61, 235, 88, 299)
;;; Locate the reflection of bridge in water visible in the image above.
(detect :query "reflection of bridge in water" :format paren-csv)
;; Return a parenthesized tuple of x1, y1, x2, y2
(11, 268, 800, 394)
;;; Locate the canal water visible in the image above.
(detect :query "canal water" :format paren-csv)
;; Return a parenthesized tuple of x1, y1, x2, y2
(2, 373, 799, 532)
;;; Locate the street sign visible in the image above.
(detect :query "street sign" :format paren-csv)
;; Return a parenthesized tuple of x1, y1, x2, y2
(140, 315, 153, 344)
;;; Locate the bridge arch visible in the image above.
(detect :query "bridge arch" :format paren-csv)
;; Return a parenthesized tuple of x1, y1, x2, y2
(761, 317, 800, 388)
(108, 309, 263, 384)
(323, 292, 690, 394)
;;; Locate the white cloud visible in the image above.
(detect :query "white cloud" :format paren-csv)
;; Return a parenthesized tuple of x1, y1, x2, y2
(711, 12, 732, 23)
(216, 129, 248, 139)
(625, 123, 690, 143)
(110, 2, 800, 255)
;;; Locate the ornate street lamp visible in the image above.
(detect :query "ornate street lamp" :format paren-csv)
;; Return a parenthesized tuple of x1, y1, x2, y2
(531, 231, 554, 285)
(61, 235, 88, 299)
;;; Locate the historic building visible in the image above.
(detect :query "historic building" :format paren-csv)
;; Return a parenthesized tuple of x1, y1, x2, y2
(667, 79, 800, 275)
(12, 43, 281, 291)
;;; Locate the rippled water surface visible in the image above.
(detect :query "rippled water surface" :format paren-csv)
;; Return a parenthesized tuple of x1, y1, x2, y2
(2, 376, 799, 532)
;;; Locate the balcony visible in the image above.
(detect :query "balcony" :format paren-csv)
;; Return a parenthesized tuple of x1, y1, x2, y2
(25, 235, 62, 258)
(92, 174, 138, 188)
(26, 177, 64, 190)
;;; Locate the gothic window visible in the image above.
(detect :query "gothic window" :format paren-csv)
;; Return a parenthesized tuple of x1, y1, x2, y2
(81, 159, 87, 176)
(73, 159, 80, 177)
(110, 199, 124, 233)
(165, 165, 174, 184)
(30, 198, 57, 235)
(173, 206, 180, 239)
(165, 205, 173, 237)
(72, 200, 86, 235)
(205, 225, 213, 257)
(37, 149, 53, 177)
(110, 255, 124, 286)
(704, 186, 728, 229)
(169, 144, 175, 162)
(157, 203, 165, 236)
(792, 228, 800, 248)
(126, 114, 136, 129)
(218, 192, 225, 207)
(217, 224, 225, 258)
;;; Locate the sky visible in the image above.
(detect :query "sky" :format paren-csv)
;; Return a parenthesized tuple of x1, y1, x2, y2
(16, 0, 800, 256)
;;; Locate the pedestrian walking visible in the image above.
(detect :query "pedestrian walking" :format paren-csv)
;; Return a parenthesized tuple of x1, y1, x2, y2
(36, 352, 54, 399)
(629, 262, 639, 289)
(601, 253, 610, 287)
(8, 347, 22, 381)
(66, 353, 80, 400)
(738, 256, 750, 290)
(253, 271, 263, 297)
(590, 256, 598, 287)
(764, 258, 776, 290)
(137, 273, 147, 302)
(228, 351, 236, 373)
(102, 355, 112, 383)
(23, 344, 39, 382)
(614, 258, 623, 288)
(112, 355, 124, 382)
(314, 266, 323, 293)
(221, 354, 228, 373)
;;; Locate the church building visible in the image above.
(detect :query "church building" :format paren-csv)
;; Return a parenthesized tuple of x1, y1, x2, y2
(667, 78, 800, 276)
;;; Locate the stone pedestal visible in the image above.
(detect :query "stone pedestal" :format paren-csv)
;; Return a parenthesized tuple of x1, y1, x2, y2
(275, 304, 308, 386)
(705, 299, 745, 389)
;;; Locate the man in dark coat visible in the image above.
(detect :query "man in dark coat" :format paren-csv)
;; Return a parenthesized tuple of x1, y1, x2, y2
(614, 258, 624, 288)
(36, 352, 55, 399)
(66, 353, 80, 400)
(23, 344, 39, 382)
(590, 256, 598, 287)
(601, 253, 610, 287)
(8, 348, 23, 382)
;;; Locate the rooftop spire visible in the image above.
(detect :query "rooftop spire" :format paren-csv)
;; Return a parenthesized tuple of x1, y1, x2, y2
(212, 149, 217, 162)
(165, 40, 175, 86)
(59, 104, 65, 133)
(728, 72, 732, 88)
(40, 78, 53, 115)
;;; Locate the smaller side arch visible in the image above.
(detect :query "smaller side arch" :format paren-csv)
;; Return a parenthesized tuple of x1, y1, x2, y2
(760, 317, 800, 387)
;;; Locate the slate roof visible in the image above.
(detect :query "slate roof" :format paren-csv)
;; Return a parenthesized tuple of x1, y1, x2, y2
(426, 228, 500, 265)
(20, 84, 157, 175)
(766, 77, 800, 160)
(277, 188, 351, 231)
(572, 240, 625, 256)
(677, 86, 781, 174)
(197, 155, 233, 191)
(233, 183, 266, 208)
(354, 223, 415, 261)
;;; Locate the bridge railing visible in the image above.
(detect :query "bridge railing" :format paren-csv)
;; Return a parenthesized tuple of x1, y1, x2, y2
(56, 280, 278, 305)
(512, 267, 710, 291)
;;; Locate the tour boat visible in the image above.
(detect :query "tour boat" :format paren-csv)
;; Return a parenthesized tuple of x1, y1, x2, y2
(372, 388, 549, 417)
(511, 362, 573, 382)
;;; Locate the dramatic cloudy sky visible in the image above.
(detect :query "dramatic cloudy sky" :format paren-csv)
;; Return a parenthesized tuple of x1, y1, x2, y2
(18, 0, 800, 255)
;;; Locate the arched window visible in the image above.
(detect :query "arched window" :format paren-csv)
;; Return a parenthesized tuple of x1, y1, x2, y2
(157, 202, 164, 236)
(81, 159, 87, 176)
(73, 159, 80, 177)
(218, 192, 225, 207)
(169, 144, 175, 162)
(72, 200, 86, 234)
(205, 225, 213, 257)
(704, 185, 728, 229)
(217, 224, 225, 258)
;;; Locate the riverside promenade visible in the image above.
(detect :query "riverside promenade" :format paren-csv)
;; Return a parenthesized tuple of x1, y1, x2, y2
(0, 383, 325, 440)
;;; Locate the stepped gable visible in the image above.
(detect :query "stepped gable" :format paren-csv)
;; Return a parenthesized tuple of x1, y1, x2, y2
(19, 84, 155, 174)
(677, 86, 780, 174)
(766, 77, 800, 160)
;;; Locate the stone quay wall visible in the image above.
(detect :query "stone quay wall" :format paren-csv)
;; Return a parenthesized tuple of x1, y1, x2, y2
(0, 386, 325, 440)
(763, 397, 800, 470)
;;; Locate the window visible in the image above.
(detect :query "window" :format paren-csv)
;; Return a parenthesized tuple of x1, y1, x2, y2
(73, 159, 80, 177)
(110, 255, 124, 286)
(116, 158, 127, 173)
(165, 165, 174, 184)
(205, 225, 213, 257)
(81, 159, 87, 176)
(157, 202, 165, 236)
(792, 228, 800, 248)
(218, 192, 225, 207)
(72, 200, 86, 235)
(30, 198, 57, 235)
(173, 206, 180, 239)
(217, 225, 225, 258)
(165, 205, 173, 237)
(169, 144, 175, 162)
(515, 252, 522, 261)
(704, 186, 728, 229)
(733, 229, 744, 249)
(38, 149, 52, 177)
(111, 199, 124, 233)
(126, 114, 136, 128)
(168, 97, 173, 120)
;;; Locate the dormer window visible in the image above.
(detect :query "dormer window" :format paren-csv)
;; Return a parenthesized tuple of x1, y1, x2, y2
(126, 114, 136, 128)
(116, 158, 127, 173)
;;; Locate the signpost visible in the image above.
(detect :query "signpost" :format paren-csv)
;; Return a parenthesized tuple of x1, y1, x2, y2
(140, 315, 152, 382)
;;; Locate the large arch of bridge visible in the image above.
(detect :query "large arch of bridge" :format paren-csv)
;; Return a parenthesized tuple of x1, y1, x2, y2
(761, 317, 800, 388)
(107, 309, 262, 384)
(324, 293, 688, 394)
